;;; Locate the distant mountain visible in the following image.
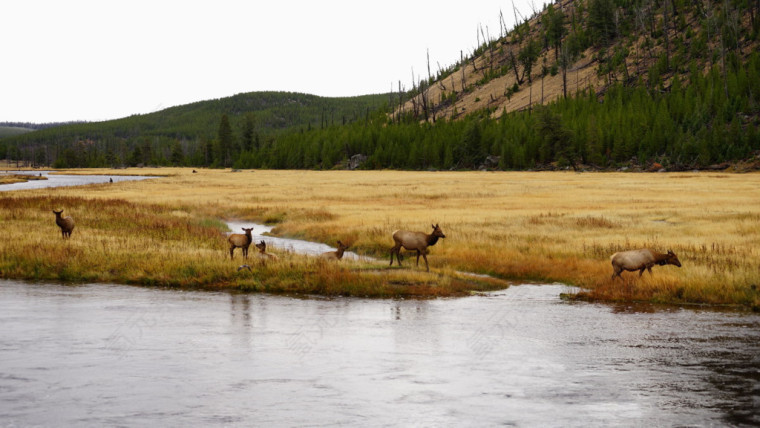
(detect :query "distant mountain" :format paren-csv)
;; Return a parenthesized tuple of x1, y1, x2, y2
(0, 121, 86, 138)
(1, 92, 389, 167)
(0, 126, 35, 138)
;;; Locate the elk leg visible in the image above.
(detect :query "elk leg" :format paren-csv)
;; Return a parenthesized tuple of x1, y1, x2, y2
(415, 250, 421, 267)
(390, 245, 402, 266)
(638, 268, 645, 277)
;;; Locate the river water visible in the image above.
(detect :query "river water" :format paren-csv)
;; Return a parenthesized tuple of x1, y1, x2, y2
(0, 280, 758, 427)
(226, 221, 367, 260)
(2, 173, 759, 426)
(0, 170, 155, 191)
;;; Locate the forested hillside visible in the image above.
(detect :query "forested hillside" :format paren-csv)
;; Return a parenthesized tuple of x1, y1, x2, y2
(0, 92, 388, 168)
(3, 0, 760, 171)
(240, 0, 760, 171)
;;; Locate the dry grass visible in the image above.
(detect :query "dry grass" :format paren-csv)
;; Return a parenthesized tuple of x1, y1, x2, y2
(4, 168, 760, 306)
(0, 173, 48, 185)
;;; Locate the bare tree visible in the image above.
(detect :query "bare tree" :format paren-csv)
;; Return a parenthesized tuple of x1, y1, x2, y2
(560, 43, 571, 99)
(509, 50, 523, 84)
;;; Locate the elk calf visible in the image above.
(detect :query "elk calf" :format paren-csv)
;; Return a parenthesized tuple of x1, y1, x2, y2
(255, 240, 279, 261)
(390, 224, 446, 272)
(610, 248, 681, 280)
(228, 227, 254, 259)
(321, 240, 349, 260)
(53, 209, 75, 239)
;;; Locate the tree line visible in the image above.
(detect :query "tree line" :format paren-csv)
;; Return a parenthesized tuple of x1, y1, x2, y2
(233, 53, 760, 171)
(0, 92, 388, 168)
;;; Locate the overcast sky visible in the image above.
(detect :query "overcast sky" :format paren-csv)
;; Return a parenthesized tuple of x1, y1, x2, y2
(2, 0, 548, 123)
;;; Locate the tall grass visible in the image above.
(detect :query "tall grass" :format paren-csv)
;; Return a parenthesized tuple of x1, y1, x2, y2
(3, 168, 759, 307)
(0, 191, 506, 297)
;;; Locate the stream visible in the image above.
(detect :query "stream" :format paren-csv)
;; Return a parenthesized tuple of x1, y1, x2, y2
(0, 170, 156, 191)
(225, 220, 367, 260)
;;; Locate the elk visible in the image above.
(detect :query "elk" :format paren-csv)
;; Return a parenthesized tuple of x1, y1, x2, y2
(321, 240, 349, 260)
(228, 227, 254, 259)
(610, 248, 682, 280)
(389, 224, 446, 272)
(52, 209, 75, 239)
(255, 240, 279, 261)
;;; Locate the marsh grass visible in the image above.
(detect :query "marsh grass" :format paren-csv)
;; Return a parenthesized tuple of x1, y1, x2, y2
(0, 174, 47, 185)
(0, 192, 503, 297)
(3, 168, 760, 306)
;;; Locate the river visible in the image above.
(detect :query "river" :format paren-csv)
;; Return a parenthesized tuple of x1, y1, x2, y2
(0, 280, 758, 427)
(0, 170, 156, 191)
(1, 173, 759, 426)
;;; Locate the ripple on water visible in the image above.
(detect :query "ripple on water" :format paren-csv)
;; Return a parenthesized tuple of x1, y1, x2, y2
(0, 280, 758, 426)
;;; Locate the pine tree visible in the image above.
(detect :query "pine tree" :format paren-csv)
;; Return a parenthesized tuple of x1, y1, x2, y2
(170, 140, 184, 166)
(217, 114, 234, 167)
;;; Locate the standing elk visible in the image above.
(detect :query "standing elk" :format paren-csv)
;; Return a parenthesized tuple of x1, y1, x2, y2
(321, 240, 349, 260)
(610, 248, 682, 280)
(53, 209, 75, 239)
(389, 224, 446, 272)
(228, 227, 254, 259)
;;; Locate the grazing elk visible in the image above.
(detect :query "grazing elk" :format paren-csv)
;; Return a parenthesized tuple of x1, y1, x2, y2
(321, 240, 349, 261)
(228, 227, 254, 259)
(389, 224, 446, 272)
(53, 209, 75, 239)
(610, 248, 682, 280)
(255, 240, 279, 261)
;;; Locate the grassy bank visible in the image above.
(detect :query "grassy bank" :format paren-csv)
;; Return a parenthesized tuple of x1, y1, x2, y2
(0, 174, 47, 185)
(0, 192, 508, 297)
(2, 168, 759, 307)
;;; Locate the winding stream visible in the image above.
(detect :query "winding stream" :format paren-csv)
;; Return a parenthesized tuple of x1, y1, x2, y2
(226, 220, 367, 260)
(1, 172, 759, 426)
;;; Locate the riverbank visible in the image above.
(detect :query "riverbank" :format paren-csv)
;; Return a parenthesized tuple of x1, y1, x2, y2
(2, 168, 759, 307)
(0, 173, 47, 185)
(0, 194, 508, 298)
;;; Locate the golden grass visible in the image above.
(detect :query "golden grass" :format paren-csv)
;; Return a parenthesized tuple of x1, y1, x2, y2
(0, 174, 48, 185)
(3, 168, 759, 306)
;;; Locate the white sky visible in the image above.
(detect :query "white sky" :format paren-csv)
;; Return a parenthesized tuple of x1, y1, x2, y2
(2, 0, 548, 123)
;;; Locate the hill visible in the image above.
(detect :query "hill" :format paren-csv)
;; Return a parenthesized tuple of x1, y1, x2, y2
(235, 0, 759, 172)
(397, 0, 759, 123)
(0, 126, 35, 138)
(0, 92, 388, 168)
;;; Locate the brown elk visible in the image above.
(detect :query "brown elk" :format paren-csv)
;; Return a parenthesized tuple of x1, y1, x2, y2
(389, 224, 446, 272)
(52, 209, 75, 239)
(228, 227, 254, 259)
(255, 240, 279, 261)
(610, 248, 682, 280)
(321, 240, 349, 260)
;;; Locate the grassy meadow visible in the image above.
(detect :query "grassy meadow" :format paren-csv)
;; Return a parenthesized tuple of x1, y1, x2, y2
(1, 168, 759, 307)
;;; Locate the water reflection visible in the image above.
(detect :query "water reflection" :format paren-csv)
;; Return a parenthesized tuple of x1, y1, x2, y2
(0, 280, 758, 426)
